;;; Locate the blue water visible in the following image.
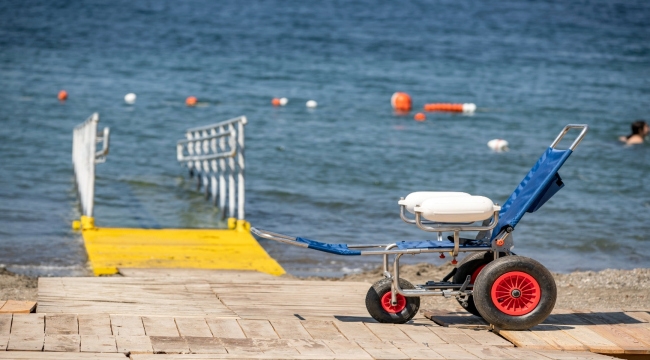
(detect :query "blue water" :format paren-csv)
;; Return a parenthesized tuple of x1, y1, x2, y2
(1, 0, 649, 277)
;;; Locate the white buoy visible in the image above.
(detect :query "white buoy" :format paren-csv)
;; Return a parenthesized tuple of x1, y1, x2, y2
(279, 97, 288, 106)
(487, 139, 509, 152)
(462, 103, 476, 113)
(306, 100, 318, 108)
(124, 93, 137, 104)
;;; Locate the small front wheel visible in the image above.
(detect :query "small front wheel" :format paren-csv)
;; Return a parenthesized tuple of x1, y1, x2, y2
(473, 256, 556, 330)
(365, 278, 420, 324)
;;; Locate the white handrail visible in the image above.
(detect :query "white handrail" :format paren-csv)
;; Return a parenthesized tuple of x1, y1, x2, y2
(72, 113, 110, 218)
(177, 116, 247, 220)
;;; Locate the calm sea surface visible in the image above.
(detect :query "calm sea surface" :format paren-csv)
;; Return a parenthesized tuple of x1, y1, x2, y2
(1, 0, 649, 277)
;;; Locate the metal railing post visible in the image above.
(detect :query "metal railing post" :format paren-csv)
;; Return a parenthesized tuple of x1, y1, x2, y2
(72, 113, 110, 228)
(176, 116, 248, 222)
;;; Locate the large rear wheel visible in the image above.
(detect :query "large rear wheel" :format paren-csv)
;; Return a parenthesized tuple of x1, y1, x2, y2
(365, 278, 420, 324)
(473, 256, 556, 330)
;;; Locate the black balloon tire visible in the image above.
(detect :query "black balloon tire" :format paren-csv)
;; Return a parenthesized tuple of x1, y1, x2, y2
(365, 278, 420, 324)
(473, 256, 557, 330)
(453, 251, 496, 317)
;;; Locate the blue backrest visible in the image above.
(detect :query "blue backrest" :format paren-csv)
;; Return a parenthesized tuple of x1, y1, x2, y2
(491, 147, 573, 240)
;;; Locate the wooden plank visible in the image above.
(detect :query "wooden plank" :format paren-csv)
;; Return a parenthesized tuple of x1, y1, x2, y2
(9, 314, 44, 335)
(38, 277, 237, 317)
(333, 322, 379, 342)
(45, 314, 78, 335)
(497, 329, 556, 350)
(80, 335, 117, 353)
(398, 346, 445, 359)
(285, 339, 334, 357)
(395, 324, 446, 345)
(575, 311, 646, 326)
(428, 326, 480, 345)
(150, 336, 190, 354)
(526, 349, 617, 359)
(0, 353, 126, 359)
(423, 310, 490, 329)
(364, 322, 416, 348)
(459, 344, 516, 359)
(322, 339, 372, 359)
(175, 318, 212, 337)
(205, 319, 245, 339)
(588, 325, 649, 354)
(269, 320, 312, 340)
(302, 321, 346, 341)
(529, 325, 588, 351)
(7, 334, 44, 351)
(426, 344, 480, 359)
(44, 334, 80, 352)
(142, 317, 179, 337)
(237, 319, 278, 339)
(219, 338, 259, 355)
(499, 347, 556, 360)
(617, 325, 650, 347)
(460, 328, 513, 347)
(115, 335, 152, 354)
(78, 314, 112, 336)
(356, 341, 410, 360)
(110, 315, 144, 336)
(0, 314, 10, 351)
(118, 269, 275, 280)
(0, 314, 11, 335)
(623, 311, 650, 324)
(185, 337, 227, 354)
(0, 300, 36, 314)
(556, 326, 624, 354)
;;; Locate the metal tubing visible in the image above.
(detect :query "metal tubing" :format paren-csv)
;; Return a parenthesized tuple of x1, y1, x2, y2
(383, 244, 397, 276)
(550, 124, 589, 151)
(414, 211, 499, 233)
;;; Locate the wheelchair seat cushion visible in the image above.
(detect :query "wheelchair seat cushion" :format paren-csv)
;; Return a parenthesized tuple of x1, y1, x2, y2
(416, 195, 500, 223)
(398, 191, 470, 214)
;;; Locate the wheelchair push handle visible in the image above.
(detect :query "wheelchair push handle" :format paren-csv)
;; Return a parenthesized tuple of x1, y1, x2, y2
(550, 124, 589, 151)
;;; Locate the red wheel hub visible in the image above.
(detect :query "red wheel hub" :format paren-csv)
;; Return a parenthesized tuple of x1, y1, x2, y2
(490, 271, 541, 316)
(380, 291, 407, 313)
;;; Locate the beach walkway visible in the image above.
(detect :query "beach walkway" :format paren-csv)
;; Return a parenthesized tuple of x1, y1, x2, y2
(0, 269, 642, 359)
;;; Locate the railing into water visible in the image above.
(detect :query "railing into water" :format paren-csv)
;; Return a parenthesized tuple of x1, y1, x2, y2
(72, 113, 110, 219)
(177, 116, 247, 221)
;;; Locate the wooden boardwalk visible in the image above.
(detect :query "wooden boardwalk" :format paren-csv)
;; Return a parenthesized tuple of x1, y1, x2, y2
(426, 308, 650, 357)
(0, 269, 625, 359)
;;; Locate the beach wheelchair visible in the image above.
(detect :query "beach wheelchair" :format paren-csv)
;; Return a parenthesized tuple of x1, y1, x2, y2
(252, 124, 588, 330)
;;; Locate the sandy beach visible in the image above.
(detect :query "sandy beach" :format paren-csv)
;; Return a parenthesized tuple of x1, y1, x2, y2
(3, 264, 648, 312)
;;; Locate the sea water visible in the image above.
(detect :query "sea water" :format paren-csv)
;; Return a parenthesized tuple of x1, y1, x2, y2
(0, 0, 649, 277)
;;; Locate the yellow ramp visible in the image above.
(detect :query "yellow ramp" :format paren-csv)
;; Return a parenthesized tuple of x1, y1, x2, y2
(81, 219, 285, 276)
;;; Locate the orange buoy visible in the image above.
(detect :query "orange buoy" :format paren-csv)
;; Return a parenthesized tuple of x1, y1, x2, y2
(391, 92, 412, 112)
(424, 103, 476, 113)
(57, 90, 68, 101)
(185, 96, 197, 107)
(271, 98, 281, 106)
(414, 112, 426, 122)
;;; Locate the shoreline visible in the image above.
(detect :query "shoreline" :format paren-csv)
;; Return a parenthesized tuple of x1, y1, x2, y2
(2, 264, 648, 311)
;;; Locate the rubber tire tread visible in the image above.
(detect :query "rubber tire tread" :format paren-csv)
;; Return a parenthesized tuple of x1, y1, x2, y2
(473, 256, 556, 330)
(365, 278, 420, 324)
